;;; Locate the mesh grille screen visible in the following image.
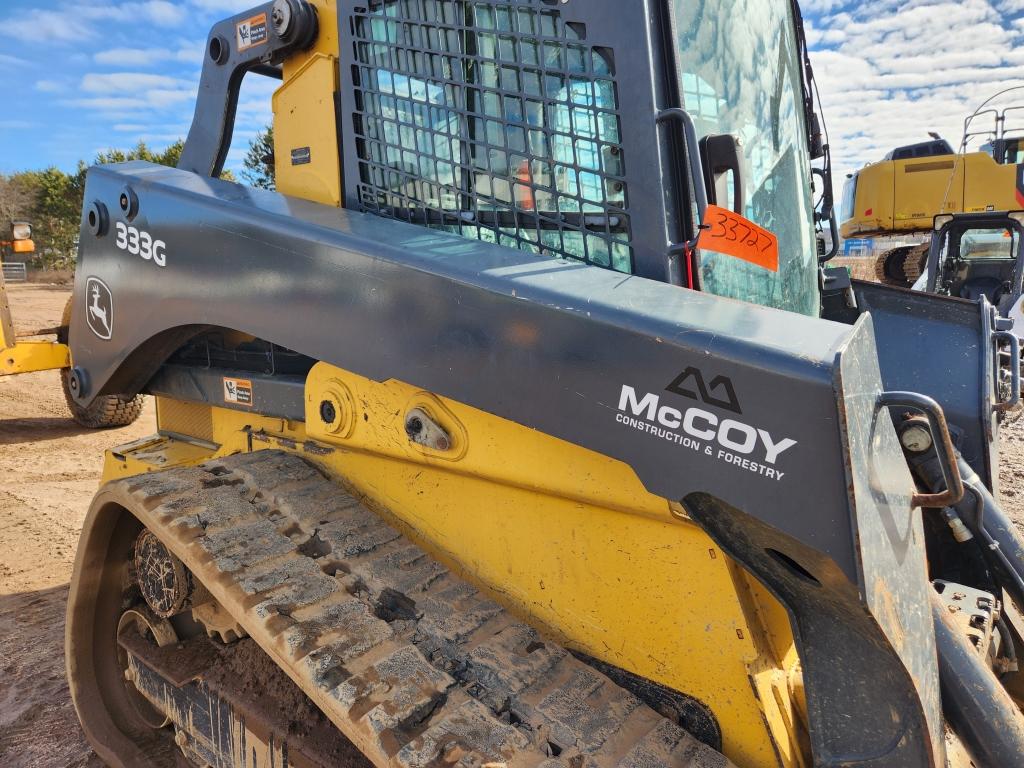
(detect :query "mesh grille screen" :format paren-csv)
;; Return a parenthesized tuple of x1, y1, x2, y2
(347, 0, 632, 272)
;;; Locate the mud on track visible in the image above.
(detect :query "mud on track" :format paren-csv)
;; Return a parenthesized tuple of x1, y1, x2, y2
(2, 283, 1024, 766)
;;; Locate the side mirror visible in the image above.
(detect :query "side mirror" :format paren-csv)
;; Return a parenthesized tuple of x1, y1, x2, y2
(808, 113, 825, 160)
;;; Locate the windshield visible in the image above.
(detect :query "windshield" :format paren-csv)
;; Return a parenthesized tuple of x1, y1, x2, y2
(673, 0, 818, 316)
(960, 228, 1017, 260)
(840, 173, 857, 224)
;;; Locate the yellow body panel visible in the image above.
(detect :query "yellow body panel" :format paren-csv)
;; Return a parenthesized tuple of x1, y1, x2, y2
(102, 432, 222, 477)
(273, 54, 342, 206)
(893, 157, 962, 229)
(1, 256, 66, 375)
(102, 363, 810, 767)
(840, 151, 1022, 239)
(273, 0, 342, 207)
(0, 340, 69, 375)
(845, 158, 895, 236)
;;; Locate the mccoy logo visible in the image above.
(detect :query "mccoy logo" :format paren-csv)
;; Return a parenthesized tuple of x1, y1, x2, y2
(614, 369, 797, 482)
(666, 366, 741, 414)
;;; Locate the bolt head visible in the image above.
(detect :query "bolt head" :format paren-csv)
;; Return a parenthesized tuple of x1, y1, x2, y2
(319, 399, 337, 425)
(271, 0, 293, 35)
(68, 367, 89, 397)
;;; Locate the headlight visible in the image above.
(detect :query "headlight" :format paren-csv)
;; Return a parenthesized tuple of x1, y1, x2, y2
(10, 221, 31, 241)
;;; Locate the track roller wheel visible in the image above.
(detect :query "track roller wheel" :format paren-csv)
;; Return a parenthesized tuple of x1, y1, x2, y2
(58, 297, 144, 428)
(115, 609, 177, 730)
(873, 247, 912, 287)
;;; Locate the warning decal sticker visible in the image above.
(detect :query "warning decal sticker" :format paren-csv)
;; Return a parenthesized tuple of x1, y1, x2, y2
(236, 13, 268, 52)
(223, 377, 254, 407)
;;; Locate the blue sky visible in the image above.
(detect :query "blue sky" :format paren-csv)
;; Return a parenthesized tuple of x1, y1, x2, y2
(1, 0, 1023, 179)
(0, 0, 272, 176)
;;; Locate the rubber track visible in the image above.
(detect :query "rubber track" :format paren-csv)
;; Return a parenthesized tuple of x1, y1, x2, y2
(116, 451, 731, 768)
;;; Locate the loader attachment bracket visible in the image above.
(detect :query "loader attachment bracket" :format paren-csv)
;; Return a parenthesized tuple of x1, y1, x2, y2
(177, 0, 318, 178)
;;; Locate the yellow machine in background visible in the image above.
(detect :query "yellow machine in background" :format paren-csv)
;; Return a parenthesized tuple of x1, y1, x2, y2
(0, 221, 70, 375)
(0, 220, 142, 425)
(841, 110, 1024, 285)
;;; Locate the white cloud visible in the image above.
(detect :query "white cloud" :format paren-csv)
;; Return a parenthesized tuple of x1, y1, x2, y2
(9, 1, 185, 43)
(66, 71, 197, 119)
(139, 1, 182, 26)
(93, 42, 203, 67)
(8, 9, 82, 43)
(185, 0, 259, 14)
(81, 72, 190, 93)
(69, 97, 151, 111)
(807, 0, 1024, 178)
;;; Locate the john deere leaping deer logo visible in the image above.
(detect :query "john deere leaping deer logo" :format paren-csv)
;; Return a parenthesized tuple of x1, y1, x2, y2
(85, 277, 113, 340)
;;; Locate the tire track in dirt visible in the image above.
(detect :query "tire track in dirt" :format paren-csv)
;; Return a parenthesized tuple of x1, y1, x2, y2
(0, 285, 154, 767)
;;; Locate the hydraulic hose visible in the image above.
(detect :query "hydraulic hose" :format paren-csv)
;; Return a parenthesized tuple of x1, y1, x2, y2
(905, 438, 1024, 763)
(913, 454, 1024, 613)
(932, 591, 1024, 767)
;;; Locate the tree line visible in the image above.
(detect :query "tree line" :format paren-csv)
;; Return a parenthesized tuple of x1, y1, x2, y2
(1, 127, 274, 269)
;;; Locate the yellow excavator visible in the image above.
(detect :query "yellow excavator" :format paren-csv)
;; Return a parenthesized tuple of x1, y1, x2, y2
(840, 108, 1024, 286)
(5, 1, 1024, 766)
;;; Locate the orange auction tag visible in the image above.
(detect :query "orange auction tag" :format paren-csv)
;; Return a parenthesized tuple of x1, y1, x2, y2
(697, 204, 779, 272)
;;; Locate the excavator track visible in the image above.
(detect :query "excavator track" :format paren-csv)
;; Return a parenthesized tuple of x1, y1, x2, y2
(873, 246, 910, 287)
(872, 244, 929, 288)
(901, 243, 929, 285)
(92, 450, 730, 768)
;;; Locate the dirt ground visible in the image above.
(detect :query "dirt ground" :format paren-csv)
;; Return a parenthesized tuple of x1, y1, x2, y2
(1, 283, 1024, 766)
(0, 285, 154, 767)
